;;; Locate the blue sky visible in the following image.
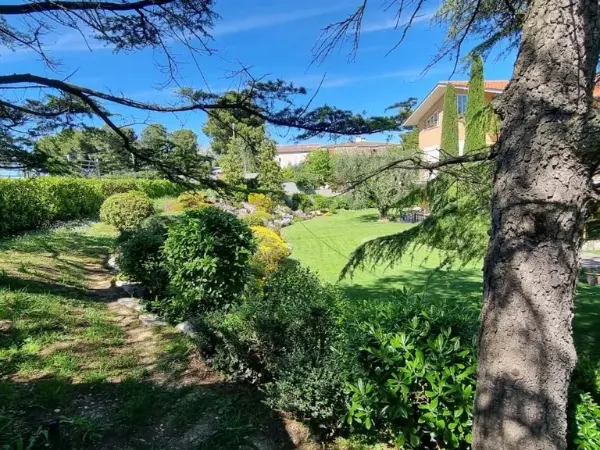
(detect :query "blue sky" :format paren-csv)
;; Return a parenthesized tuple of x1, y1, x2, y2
(5, 0, 517, 146)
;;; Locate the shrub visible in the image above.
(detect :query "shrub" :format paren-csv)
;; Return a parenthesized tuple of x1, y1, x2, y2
(162, 207, 255, 320)
(345, 310, 476, 449)
(569, 355, 600, 448)
(197, 261, 346, 427)
(177, 191, 210, 210)
(117, 216, 174, 299)
(250, 226, 290, 273)
(313, 194, 333, 212)
(99, 191, 154, 231)
(290, 193, 313, 211)
(242, 210, 272, 227)
(248, 193, 274, 212)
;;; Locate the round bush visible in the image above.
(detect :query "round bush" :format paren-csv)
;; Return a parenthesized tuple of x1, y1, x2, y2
(99, 191, 154, 231)
(250, 226, 290, 273)
(162, 207, 256, 319)
(248, 193, 274, 212)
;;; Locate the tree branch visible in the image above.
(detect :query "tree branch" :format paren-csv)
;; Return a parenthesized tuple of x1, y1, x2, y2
(0, 0, 175, 15)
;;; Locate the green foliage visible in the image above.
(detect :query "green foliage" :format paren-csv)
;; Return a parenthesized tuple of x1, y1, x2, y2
(117, 217, 172, 299)
(571, 392, 600, 448)
(177, 191, 210, 210)
(242, 210, 273, 226)
(464, 56, 487, 154)
(248, 193, 274, 212)
(197, 260, 346, 426)
(0, 177, 180, 237)
(333, 148, 419, 220)
(304, 149, 333, 187)
(257, 138, 283, 193)
(441, 84, 459, 157)
(162, 208, 255, 320)
(290, 193, 313, 211)
(345, 311, 476, 448)
(201, 91, 266, 156)
(99, 191, 154, 231)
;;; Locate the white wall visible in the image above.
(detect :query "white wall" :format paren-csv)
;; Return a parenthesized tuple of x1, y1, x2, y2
(277, 152, 309, 167)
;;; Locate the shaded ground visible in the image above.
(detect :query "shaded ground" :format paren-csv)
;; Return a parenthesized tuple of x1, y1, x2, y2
(0, 223, 314, 449)
(283, 209, 600, 358)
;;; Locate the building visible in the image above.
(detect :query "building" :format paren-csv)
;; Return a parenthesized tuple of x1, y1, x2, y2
(275, 138, 396, 167)
(403, 80, 509, 162)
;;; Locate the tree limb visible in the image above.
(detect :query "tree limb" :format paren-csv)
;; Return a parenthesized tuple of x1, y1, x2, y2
(0, 0, 175, 15)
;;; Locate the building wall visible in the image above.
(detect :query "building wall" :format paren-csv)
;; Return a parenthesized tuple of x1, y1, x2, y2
(418, 87, 498, 152)
(277, 152, 309, 167)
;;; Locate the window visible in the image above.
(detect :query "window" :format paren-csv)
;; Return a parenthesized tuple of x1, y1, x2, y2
(457, 94, 468, 115)
(424, 111, 439, 128)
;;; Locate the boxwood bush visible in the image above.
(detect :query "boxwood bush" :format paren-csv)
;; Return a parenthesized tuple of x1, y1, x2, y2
(161, 207, 255, 320)
(99, 191, 154, 231)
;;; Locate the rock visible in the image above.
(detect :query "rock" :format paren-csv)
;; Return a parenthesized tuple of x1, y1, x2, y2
(139, 314, 168, 327)
(116, 297, 143, 311)
(115, 280, 144, 296)
(107, 254, 118, 269)
(175, 321, 197, 337)
(0, 320, 13, 333)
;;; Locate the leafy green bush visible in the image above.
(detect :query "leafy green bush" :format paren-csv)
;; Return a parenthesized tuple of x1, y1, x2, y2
(345, 314, 476, 448)
(198, 261, 346, 427)
(242, 210, 272, 226)
(290, 193, 313, 211)
(117, 217, 172, 299)
(162, 207, 255, 320)
(248, 193, 274, 212)
(100, 191, 154, 231)
(313, 194, 334, 212)
(569, 355, 600, 449)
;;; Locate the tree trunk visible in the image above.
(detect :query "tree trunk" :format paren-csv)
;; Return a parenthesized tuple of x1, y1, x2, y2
(472, 0, 600, 447)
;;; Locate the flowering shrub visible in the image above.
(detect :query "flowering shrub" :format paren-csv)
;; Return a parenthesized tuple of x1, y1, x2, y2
(250, 226, 290, 273)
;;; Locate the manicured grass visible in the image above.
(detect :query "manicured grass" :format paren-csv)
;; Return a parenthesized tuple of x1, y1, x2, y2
(282, 210, 482, 303)
(283, 209, 600, 357)
(0, 223, 304, 449)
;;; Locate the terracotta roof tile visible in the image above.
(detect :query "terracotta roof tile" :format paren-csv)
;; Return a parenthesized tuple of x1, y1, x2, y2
(442, 80, 510, 91)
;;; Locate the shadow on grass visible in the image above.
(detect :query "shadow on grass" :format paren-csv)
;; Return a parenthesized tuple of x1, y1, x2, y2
(340, 267, 483, 305)
(0, 275, 118, 302)
(349, 213, 381, 224)
(0, 377, 297, 450)
(0, 226, 113, 259)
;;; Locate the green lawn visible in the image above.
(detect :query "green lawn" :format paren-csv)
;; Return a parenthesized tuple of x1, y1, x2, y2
(282, 209, 600, 357)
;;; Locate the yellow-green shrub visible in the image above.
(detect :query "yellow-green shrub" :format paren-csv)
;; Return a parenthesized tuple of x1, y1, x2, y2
(100, 191, 154, 231)
(177, 191, 210, 210)
(248, 193, 274, 212)
(242, 210, 272, 226)
(250, 226, 290, 273)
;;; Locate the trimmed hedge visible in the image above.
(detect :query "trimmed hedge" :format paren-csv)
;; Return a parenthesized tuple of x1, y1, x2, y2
(0, 177, 184, 237)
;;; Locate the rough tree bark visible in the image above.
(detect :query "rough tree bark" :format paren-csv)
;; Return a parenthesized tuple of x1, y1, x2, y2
(472, 0, 600, 447)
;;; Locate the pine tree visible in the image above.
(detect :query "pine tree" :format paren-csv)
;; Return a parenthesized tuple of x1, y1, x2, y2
(440, 84, 459, 158)
(463, 55, 486, 154)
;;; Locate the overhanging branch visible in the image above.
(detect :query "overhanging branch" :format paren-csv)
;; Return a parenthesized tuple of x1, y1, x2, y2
(0, 0, 174, 15)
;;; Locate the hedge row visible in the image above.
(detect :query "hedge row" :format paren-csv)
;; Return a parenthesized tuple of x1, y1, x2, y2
(0, 177, 184, 237)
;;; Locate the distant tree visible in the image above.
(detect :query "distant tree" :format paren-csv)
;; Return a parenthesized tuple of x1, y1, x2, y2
(202, 91, 265, 156)
(440, 84, 459, 157)
(256, 138, 283, 194)
(220, 136, 246, 188)
(463, 56, 486, 154)
(303, 149, 333, 187)
(139, 124, 169, 159)
(93, 126, 138, 173)
(167, 129, 210, 179)
(335, 148, 418, 220)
